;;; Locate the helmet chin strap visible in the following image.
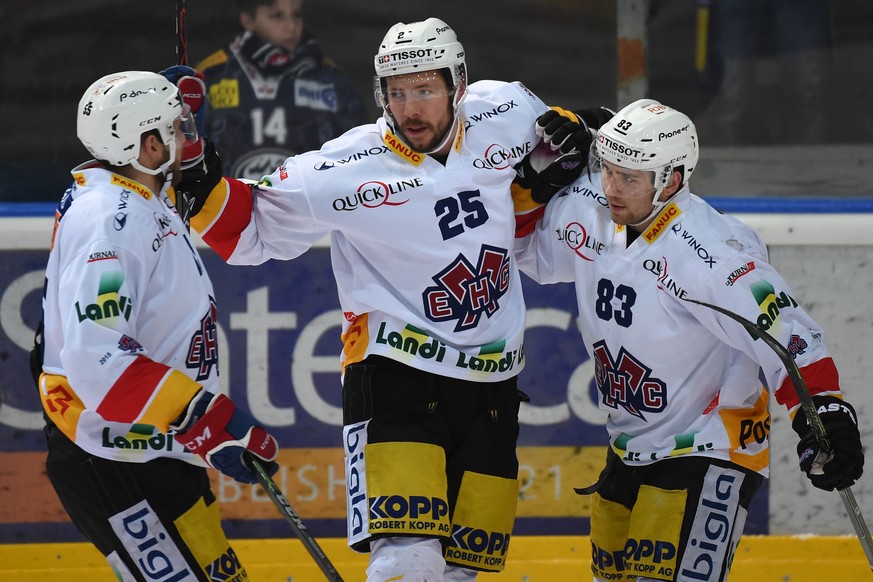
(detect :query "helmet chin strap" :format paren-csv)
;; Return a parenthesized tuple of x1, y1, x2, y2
(628, 189, 667, 228)
(628, 166, 677, 228)
(129, 137, 177, 184)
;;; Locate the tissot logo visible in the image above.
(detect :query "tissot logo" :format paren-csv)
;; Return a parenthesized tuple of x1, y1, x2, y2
(598, 134, 643, 159)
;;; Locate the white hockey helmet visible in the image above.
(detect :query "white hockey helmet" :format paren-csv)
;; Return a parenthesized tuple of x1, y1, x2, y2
(373, 17, 468, 150)
(594, 99, 698, 208)
(77, 71, 191, 178)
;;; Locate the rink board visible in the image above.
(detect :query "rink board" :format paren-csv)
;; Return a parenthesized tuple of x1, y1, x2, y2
(0, 536, 868, 581)
(0, 203, 872, 550)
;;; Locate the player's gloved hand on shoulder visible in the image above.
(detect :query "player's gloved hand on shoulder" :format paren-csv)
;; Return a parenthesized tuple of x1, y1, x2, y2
(574, 106, 616, 131)
(513, 109, 590, 204)
(174, 138, 223, 222)
(792, 395, 864, 491)
(536, 109, 595, 156)
(159, 65, 207, 169)
(172, 390, 279, 484)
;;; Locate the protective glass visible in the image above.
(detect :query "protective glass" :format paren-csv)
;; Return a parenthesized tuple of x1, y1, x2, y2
(383, 71, 453, 105)
(178, 103, 199, 147)
(587, 140, 604, 178)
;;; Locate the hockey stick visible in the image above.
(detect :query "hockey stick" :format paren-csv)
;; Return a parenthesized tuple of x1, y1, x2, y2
(244, 453, 345, 581)
(174, 0, 194, 230)
(175, 0, 188, 66)
(682, 296, 873, 571)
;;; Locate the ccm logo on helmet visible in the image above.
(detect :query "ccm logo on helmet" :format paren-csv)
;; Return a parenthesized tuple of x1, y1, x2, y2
(598, 134, 642, 159)
(658, 125, 690, 141)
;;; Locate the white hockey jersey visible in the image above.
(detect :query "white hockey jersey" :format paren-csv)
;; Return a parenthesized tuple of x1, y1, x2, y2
(515, 176, 843, 476)
(40, 163, 215, 465)
(194, 80, 549, 382)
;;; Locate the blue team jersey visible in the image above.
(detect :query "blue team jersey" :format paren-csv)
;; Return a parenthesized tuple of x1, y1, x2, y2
(197, 34, 368, 180)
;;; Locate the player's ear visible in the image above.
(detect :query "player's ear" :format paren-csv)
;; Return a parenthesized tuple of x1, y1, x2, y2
(663, 169, 683, 198)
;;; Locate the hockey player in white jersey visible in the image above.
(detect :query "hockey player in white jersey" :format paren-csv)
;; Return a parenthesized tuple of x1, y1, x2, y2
(171, 16, 599, 581)
(37, 71, 279, 581)
(515, 99, 864, 581)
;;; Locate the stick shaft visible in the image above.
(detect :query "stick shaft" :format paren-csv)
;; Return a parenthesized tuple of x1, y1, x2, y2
(245, 454, 345, 581)
(683, 296, 873, 569)
(175, 0, 188, 65)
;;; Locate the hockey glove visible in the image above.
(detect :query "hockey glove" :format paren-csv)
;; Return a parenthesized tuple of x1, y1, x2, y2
(574, 106, 616, 131)
(513, 110, 590, 204)
(159, 65, 207, 169)
(173, 391, 279, 484)
(792, 395, 864, 491)
(536, 109, 594, 156)
(174, 138, 223, 223)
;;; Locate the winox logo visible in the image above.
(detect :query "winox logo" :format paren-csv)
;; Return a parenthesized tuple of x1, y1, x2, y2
(592, 340, 667, 420)
(423, 245, 510, 332)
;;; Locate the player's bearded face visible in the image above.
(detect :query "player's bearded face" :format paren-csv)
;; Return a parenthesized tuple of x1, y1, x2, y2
(386, 72, 455, 153)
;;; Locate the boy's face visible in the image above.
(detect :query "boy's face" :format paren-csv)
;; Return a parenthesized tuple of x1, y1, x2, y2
(241, 0, 304, 52)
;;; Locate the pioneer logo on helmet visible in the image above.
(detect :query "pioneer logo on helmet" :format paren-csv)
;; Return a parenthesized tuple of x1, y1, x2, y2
(658, 125, 690, 141)
(119, 89, 154, 102)
(599, 134, 642, 159)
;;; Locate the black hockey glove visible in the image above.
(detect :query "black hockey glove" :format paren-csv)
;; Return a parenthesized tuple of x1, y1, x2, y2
(513, 110, 591, 204)
(174, 138, 223, 223)
(792, 395, 864, 491)
(536, 109, 594, 155)
(574, 106, 616, 132)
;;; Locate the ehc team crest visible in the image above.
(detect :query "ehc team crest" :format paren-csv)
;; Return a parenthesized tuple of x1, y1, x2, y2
(423, 245, 510, 332)
(592, 340, 667, 421)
